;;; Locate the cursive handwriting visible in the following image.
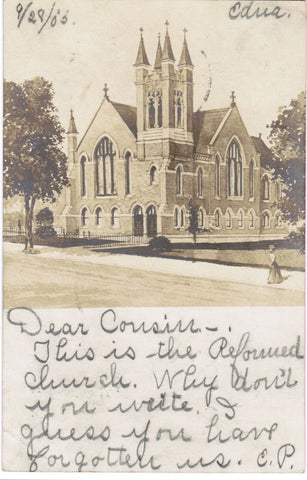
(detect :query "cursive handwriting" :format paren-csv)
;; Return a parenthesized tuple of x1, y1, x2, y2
(229, 1, 290, 20)
(16, 2, 71, 34)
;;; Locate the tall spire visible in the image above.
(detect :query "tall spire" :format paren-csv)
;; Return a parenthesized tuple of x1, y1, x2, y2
(154, 33, 162, 69)
(67, 109, 78, 134)
(162, 20, 175, 62)
(179, 28, 193, 67)
(134, 27, 150, 66)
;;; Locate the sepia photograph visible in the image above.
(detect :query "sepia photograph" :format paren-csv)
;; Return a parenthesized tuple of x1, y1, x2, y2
(2, 0, 305, 474)
(3, 0, 305, 309)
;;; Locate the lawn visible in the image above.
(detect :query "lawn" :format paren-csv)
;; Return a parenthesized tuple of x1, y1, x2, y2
(160, 247, 304, 270)
(98, 242, 305, 271)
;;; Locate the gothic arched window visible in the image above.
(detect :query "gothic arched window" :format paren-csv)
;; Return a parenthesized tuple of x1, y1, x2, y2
(150, 166, 158, 185)
(157, 95, 162, 127)
(238, 209, 244, 228)
(215, 156, 220, 196)
(262, 212, 270, 228)
(95, 137, 115, 196)
(80, 156, 86, 197)
(81, 207, 88, 227)
(174, 207, 179, 227)
(95, 207, 102, 226)
(197, 168, 204, 197)
(111, 207, 120, 228)
(262, 175, 269, 200)
(180, 207, 185, 228)
(226, 210, 232, 228)
(215, 209, 221, 228)
(249, 210, 255, 228)
(249, 159, 254, 198)
(176, 166, 182, 195)
(174, 91, 183, 128)
(227, 140, 243, 197)
(148, 96, 155, 128)
(125, 151, 131, 195)
(147, 91, 162, 128)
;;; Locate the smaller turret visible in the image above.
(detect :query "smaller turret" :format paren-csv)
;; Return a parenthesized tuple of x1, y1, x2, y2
(154, 33, 162, 70)
(67, 109, 78, 163)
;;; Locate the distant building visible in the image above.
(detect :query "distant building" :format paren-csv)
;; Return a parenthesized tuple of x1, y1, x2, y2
(57, 25, 286, 241)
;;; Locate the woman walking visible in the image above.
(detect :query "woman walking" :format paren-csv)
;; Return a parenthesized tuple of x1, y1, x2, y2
(267, 245, 283, 284)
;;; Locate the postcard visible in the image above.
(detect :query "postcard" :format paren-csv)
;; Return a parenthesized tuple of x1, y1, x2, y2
(2, 0, 305, 473)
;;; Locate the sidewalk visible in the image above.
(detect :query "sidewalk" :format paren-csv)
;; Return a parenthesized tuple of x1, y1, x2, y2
(3, 242, 305, 292)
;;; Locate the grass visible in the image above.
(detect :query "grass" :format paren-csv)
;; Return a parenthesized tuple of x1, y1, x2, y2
(94, 240, 305, 271)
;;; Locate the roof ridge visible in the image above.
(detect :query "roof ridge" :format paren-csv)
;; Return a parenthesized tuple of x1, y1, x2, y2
(111, 100, 136, 110)
(193, 107, 229, 115)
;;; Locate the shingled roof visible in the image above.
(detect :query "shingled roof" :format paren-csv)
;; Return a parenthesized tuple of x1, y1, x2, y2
(112, 102, 137, 137)
(193, 108, 229, 152)
(251, 136, 273, 167)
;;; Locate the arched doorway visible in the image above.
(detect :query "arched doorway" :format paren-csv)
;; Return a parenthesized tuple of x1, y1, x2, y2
(146, 205, 157, 237)
(133, 205, 143, 236)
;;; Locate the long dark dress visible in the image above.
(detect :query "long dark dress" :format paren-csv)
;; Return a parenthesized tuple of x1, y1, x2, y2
(267, 252, 283, 284)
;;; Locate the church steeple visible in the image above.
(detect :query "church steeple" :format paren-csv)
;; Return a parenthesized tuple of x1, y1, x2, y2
(67, 109, 78, 134)
(66, 109, 78, 164)
(134, 27, 150, 66)
(154, 33, 162, 69)
(162, 20, 175, 62)
(179, 28, 193, 67)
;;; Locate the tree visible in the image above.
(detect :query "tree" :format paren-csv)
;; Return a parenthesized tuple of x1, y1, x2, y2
(267, 91, 305, 224)
(35, 207, 57, 239)
(3, 77, 68, 251)
(187, 198, 200, 244)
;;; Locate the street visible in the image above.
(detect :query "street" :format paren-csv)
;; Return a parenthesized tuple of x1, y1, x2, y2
(3, 243, 304, 308)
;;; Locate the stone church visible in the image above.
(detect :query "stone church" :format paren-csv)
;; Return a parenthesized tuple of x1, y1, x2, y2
(59, 25, 285, 241)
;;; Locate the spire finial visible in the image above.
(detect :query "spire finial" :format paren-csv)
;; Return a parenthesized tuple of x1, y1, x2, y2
(183, 27, 188, 38)
(231, 91, 236, 107)
(67, 108, 78, 134)
(158, 32, 161, 40)
(165, 20, 169, 32)
(103, 83, 109, 100)
(140, 26, 144, 37)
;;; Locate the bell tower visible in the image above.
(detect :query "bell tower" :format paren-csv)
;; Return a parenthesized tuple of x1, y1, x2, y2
(135, 23, 194, 160)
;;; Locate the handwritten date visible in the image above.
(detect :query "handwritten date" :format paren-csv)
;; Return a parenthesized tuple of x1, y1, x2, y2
(16, 2, 70, 34)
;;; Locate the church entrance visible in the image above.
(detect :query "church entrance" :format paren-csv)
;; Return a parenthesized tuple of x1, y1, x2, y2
(146, 205, 157, 237)
(133, 205, 144, 236)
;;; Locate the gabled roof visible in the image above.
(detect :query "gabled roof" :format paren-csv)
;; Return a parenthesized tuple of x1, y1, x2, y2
(112, 101, 137, 137)
(193, 108, 229, 152)
(251, 136, 273, 167)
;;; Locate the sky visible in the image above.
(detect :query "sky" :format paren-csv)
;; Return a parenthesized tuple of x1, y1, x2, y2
(4, 0, 306, 146)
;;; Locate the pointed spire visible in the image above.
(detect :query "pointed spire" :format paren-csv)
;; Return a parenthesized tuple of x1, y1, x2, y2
(154, 33, 162, 69)
(134, 27, 150, 66)
(67, 109, 78, 134)
(162, 20, 175, 62)
(179, 28, 193, 67)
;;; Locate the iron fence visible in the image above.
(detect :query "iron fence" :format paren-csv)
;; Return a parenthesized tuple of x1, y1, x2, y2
(3, 227, 148, 249)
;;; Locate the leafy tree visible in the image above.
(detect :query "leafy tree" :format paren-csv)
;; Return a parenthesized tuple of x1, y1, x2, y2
(35, 207, 57, 239)
(267, 91, 305, 224)
(35, 207, 54, 227)
(187, 198, 200, 243)
(3, 77, 68, 251)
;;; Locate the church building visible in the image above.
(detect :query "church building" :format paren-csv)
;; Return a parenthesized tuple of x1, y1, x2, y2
(59, 24, 285, 241)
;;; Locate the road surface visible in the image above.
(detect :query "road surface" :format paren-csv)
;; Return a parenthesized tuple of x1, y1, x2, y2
(3, 246, 304, 308)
